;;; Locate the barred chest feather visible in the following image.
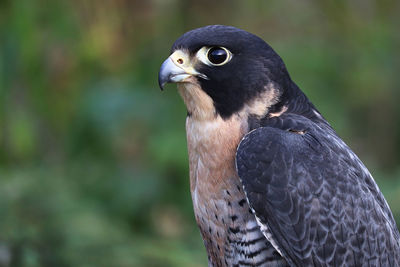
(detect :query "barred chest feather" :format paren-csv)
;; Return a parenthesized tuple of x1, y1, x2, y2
(185, 115, 286, 267)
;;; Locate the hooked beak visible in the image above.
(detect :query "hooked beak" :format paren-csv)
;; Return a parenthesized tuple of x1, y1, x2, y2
(158, 50, 208, 90)
(158, 57, 191, 90)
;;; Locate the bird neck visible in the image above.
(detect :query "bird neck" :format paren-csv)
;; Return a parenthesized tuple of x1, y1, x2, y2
(266, 81, 329, 125)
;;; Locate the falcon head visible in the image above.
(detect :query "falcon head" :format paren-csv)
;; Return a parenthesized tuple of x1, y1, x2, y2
(158, 25, 293, 120)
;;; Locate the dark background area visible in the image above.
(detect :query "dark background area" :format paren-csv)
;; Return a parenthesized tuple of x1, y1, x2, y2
(0, 0, 399, 266)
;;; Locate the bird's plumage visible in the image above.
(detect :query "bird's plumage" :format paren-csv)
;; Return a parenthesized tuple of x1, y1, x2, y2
(237, 113, 400, 265)
(159, 25, 400, 266)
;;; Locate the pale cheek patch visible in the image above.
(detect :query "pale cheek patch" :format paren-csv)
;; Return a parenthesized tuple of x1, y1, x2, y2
(242, 84, 280, 118)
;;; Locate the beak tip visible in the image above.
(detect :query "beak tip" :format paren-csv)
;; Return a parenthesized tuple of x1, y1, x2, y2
(158, 58, 172, 91)
(159, 81, 166, 91)
(158, 72, 167, 91)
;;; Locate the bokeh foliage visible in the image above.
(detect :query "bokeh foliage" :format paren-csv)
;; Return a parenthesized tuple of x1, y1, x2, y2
(0, 0, 399, 266)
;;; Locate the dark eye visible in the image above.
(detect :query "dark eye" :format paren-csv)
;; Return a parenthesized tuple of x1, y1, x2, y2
(207, 47, 231, 65)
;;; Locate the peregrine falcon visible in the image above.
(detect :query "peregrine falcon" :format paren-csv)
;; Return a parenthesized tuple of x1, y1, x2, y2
(158, 25, 400, 266)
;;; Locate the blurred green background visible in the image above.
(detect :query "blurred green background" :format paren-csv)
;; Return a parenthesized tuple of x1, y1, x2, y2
(0, 0, 399, 266)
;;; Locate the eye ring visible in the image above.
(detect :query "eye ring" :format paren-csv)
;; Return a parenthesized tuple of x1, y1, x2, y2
(206, 47, 232, 66)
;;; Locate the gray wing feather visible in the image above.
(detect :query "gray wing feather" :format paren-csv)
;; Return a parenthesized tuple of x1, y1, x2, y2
(236, 114, 400, 266)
